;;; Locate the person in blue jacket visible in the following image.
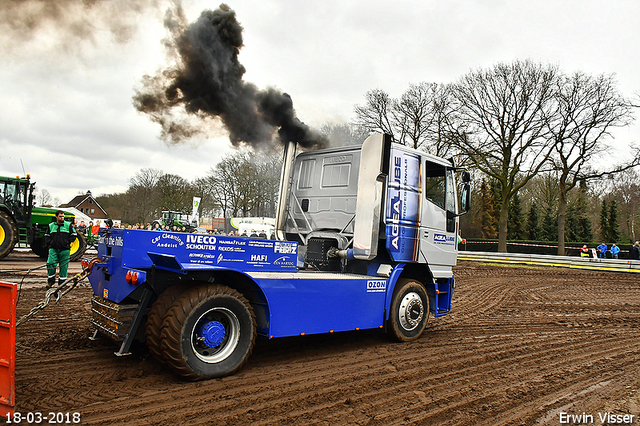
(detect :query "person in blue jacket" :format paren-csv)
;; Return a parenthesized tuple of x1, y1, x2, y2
(610, 243, 620, 259)
(596, 242, 607, 258)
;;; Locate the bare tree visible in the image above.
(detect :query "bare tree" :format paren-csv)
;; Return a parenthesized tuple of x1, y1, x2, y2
(206, 150, 281, 218)
(610, 169, 640, 242)
(127, 168, 163, 223)
(395, 82, 439, 150)
(352, 89, 397, 140)
(352, 83, 456, 157)
(36, 188, 52, 207)
(448, 60, 559, 252)
(192, 175, 223, 218)
(548, 71, 638, 254)
(156, 173, 193, 213)
(320, 122, 369, 147)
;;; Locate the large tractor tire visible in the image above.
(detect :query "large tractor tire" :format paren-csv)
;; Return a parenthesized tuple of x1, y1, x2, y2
(31, 233, 87, 261)
(160, 284, 256, 381)
(388, 278, 430, 342)
(0, 211, 18, 260)
(30, 237, 48, 259)
(145, 285, 186, 363)
(69, 232, 87, 261)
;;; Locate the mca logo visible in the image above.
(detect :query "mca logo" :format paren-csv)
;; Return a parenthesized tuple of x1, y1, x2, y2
(217, 254, 223, 264)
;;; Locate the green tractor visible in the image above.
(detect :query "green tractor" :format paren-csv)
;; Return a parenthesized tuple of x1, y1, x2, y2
(0, 175, 87, 260)
(152, 210, 198, 232)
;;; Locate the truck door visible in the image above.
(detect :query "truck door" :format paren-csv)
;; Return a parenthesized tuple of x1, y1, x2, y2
(419, 161, 457, 267)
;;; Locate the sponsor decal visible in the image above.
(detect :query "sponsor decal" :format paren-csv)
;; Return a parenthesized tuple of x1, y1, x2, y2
(274, 242, 297, 254)
(186, 234, 216, 245)
(103, 288, 108, 299)
(367, 280, 387, 293)
(274, 256, 295, 266)
(434, 233, 455, 245)
(215, 253, 242, 264)
(250, 254, 268, 262)
(390, 197, 401, 250)
(105, 235, 123, 247)
(150, 233, 185, 249)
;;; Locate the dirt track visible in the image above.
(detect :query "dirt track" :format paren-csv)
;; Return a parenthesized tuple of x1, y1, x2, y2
(3, 251, 640, 425)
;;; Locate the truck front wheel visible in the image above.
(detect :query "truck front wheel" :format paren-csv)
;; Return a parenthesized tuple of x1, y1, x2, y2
(0, 212, 18, 260)
(160, 284, 256, 380)
(388, 279, 430, 342)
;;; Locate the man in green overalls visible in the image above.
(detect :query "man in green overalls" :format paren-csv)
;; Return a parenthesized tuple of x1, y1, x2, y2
(44, 210, 77, 288)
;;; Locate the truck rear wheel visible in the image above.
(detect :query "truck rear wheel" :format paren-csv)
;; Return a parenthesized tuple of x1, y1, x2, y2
(388, 278, 430, 342)
(145, 285, 185, 363)
(160, 284, 256, 380)
(0, 212, 18, 260)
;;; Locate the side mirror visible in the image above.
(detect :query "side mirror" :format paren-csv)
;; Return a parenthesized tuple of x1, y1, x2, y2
(461, 171, 471, 183)
(460, 183, 471, 214)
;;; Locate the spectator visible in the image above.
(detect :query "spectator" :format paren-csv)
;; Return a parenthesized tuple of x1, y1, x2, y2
(240, 230, 248, 238)
(250, 230, 258, 238)
(44, 210, 77, 288)
(258, 230, 267, 239)
(611, 243, 620, 259)
(596, 242, 607, 259)
(580, 245, 589, 257)
(78, 220, 87, 235)
(630, 241, 640, 260)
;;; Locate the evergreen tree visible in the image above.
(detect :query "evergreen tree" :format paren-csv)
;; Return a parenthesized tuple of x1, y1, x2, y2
(479, 179, 498, 239)
(608, 199, 621, 242)
(541, 206, 558, 242)
(508, 192, 525, 240)
(574, 183, 593, 242)
(599, 199, 609, 241)
(526, 202, 540, 240)
(565, 202, 579, 242)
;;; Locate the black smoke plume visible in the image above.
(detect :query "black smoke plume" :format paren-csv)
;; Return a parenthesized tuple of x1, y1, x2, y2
(133, 4, 327, 150)
(0, 0, 158, 53)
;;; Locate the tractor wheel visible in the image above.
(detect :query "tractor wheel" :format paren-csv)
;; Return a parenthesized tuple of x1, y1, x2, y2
(69, 232, 87, 261)
(30, 237, 48, 259)
(160, 284, 256, 380)
(388, 278, 430, 342)
(0, 212, 18, 260)
(145, 285, 186, 363)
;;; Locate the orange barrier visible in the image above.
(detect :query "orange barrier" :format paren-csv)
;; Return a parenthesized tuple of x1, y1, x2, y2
(0, 281, 16, 418)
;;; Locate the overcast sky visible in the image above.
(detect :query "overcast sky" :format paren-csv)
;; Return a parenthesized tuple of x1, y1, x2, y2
(1, 0, 638, 205)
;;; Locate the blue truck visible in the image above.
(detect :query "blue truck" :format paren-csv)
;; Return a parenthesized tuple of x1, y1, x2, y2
(87, 133, 471, 380)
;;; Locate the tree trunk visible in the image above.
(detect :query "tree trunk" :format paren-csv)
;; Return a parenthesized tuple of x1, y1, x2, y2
(557, 186, 567, 255)
(498, 202, 509, 252)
